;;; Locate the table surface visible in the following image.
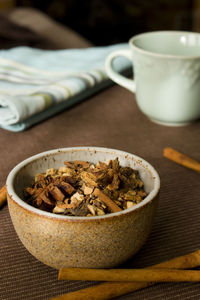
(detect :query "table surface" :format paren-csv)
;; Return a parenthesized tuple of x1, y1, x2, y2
(0, 12, 200, 300)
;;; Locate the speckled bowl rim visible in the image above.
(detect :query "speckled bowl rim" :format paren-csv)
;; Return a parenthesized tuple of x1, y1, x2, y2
(6, 147, 160, 221)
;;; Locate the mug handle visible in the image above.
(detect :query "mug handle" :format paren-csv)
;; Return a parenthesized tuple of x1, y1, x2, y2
(105, 49, 136, 93)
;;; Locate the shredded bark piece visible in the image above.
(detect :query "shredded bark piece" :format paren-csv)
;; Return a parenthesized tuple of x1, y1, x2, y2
(37, 190, 54, 206)
(93, 188, 122, 213)
(48, 184, 65, 202)
(73, 160, 90, 168)
(24, 157, 147, 216)
(58, 181, 75, 195)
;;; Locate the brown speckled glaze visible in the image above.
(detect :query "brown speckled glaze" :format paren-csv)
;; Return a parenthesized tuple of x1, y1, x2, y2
(6, 147, 160, 269)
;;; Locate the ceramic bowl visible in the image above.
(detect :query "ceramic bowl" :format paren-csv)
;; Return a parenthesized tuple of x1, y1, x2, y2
(6, 147, 160, 269)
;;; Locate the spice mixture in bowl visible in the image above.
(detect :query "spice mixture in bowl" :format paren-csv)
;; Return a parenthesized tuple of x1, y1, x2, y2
(6, 147, 160, 269)
(24, 158, 147, 217)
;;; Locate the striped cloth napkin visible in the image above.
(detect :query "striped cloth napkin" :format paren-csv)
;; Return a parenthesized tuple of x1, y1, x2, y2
(0, 44, 131, 132)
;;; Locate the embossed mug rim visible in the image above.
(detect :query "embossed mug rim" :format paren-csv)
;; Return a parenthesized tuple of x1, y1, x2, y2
(130, 30, 200, 60)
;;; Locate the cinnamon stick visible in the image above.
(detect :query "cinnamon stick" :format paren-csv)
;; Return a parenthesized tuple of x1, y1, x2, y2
(163, 147, 200, 173)
(51, 249, 200, 300)
(59, 267, 200, 282)
(93, 188, 122, 213)
(0, 185, 7, 207)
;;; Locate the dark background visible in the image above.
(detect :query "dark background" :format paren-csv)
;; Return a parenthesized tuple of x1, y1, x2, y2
(12, 0, 196, 45)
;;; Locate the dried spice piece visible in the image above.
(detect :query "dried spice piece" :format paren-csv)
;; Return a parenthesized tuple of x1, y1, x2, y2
(93, 188, 122, 213)
(24, 158, 147, 216)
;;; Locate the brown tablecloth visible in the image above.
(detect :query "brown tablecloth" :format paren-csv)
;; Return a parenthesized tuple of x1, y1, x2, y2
(0, 12, 200, 300)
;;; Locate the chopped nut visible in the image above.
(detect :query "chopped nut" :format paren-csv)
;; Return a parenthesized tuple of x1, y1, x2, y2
(123, 190, 137, 201)
(126, 201, 136, 209)
(83, 185, 94, 195)
(35, 173, 45, 182)
(87, 204, 96, 215)
(96, 208, 105, 216)
(58, 167, 74, 177)
(137, 190, 147, 197)
(53, 205, 66, 214)
(46, 168, 56, 176)
(137, 179, 144, 188)
(71, 192, 84, 203)
(135, 195, 142, 203)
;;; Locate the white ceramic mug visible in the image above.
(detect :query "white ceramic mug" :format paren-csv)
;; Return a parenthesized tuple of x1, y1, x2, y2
(105, 31, 200, 126)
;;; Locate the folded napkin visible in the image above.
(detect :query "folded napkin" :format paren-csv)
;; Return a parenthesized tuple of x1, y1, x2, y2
(0, 44, 131, 132)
